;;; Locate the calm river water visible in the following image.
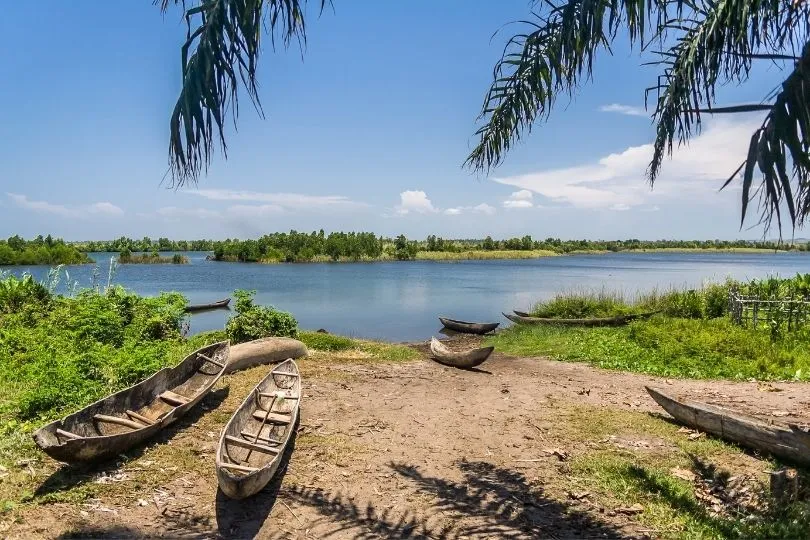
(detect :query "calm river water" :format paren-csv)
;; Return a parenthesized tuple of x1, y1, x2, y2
(4, 252, 809, 341)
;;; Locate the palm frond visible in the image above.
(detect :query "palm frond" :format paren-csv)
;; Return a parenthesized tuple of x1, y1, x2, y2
(465, 0, 673, 173)
(159, 0, 325, 187)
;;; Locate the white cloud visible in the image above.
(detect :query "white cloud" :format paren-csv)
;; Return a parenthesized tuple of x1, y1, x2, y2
(503, 189, 534, 209)
(187, 189, 368, 210)
(493, 115, 763, 211)
(395, 190, 437, 215)
(444, 203, 496, 216)
(7, 193, 124, 218)
(599, 103, 648, 117)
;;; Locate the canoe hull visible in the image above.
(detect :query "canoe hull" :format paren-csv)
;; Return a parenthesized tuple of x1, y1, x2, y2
(646, 386, 810, 467)
(225, 337, 308, 374)
(217, 359, 301, 499)
(33, 342, 229, 464)
(505, 311, 660, 327)
(184, 298, 231, 313)
(438, 317, 499, 335)
(429, 337, 494, 369)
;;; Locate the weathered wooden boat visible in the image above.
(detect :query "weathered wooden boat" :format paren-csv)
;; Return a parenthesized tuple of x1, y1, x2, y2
(504, 310, 660, 327)
(216, 359, 301, 499)
(184, 298, 231, 313)
(429, 337, 494, 369)
(225, 337, 308, 374)
(32, 342, 229, 464)
(646, 386, 810, 467)
(438, 317, 500, 335)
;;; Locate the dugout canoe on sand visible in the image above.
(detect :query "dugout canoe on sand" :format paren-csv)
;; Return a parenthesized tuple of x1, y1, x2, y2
(33, 342, 229, 463)
(505, 310, 660, 327)
(429, 337, 494, 369)
(216, 359, 301, 499)
(225, 337, 308, 374)
(646, 386, 810, 468)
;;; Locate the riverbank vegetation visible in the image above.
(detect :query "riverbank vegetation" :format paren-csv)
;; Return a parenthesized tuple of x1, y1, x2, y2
(492, 275, 810, 381)
(117, 249, 188, 264)
(72, 233, 809, 262)
(0, 235, 90, 266)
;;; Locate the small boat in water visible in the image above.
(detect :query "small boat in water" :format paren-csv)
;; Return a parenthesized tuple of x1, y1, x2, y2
(504, 310, 660, 327)
(438, 317, 499, 335)
(646, 386, 810, 467)
(33, 342, 229, 463)
(184, 298, 231, 313)
(429, 337, 494, 369)
(216, 359, 301, 499)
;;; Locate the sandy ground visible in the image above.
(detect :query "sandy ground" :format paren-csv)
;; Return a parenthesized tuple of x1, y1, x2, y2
(6, 340, 810, 539)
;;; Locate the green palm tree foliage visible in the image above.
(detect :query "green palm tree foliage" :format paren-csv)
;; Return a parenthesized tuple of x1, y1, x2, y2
(466, 0, 810, 231)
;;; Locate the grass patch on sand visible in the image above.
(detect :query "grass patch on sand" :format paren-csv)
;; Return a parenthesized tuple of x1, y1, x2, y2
(488, 317, 810, 381)
(300, 331, 419, 363)
(551, 406, 810, 539)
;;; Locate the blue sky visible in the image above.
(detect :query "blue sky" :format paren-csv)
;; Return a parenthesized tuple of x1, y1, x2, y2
(0, 2, 789, 241)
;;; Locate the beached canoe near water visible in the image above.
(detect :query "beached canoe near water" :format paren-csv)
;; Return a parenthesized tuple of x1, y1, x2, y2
(184, 298, 231, 312)
(216, 359, 301, 499)
(226, 337, 307, 374)
(438, 317, 499, 335)
(505, 310, 660, 327)
(646, 386, 810, 467)
(429, 337, 494, 369)
(33, 342, 229, 463)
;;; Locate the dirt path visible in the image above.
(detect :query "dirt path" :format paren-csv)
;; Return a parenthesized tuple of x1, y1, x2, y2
(8, 344, 810, 539)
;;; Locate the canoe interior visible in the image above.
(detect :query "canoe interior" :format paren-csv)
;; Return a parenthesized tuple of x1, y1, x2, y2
(429, 337, 494, 368)
(35, 342, 228, 448)
(219, 359, 301, 477)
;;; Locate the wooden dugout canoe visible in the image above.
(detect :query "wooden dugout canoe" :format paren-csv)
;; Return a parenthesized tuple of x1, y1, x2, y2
(646, 386, 810, 467)
(225, 337, 308, 374)
(429, 337, 494, 369)
(504, 310, 661, 327)
(438, 317, 499, 335)
(184, 298, 231, 313)
(216, 359, 301, 499)
(33, 342, 229, 464)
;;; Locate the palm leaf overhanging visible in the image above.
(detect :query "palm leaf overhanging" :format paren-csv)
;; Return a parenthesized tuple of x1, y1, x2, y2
(466, 0, 810, 233)
(159, 0, 325, 187)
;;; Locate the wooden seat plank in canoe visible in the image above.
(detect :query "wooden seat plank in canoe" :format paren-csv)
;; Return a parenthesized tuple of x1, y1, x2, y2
(224, 435, 280, 455)
(126, 410, 155, 425)
(258, 391, 299, 400)
(198, 352, 226, 369)
(240, 429, 283, 446)
(219, 462, 258, 474)
(93, 414, 145, 430)
(56, 428, 81, 440)
(160, 390, 191, 406)
(251, 410, 292, 424)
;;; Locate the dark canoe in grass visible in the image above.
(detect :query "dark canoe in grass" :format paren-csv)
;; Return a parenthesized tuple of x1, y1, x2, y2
(504, 310, 661, 327)
(33, 342, 229, 464)
(646, 387, 810, 467)
(184, 298, 231, 313)
(438, 317, 499, 335)
(429, 337, 494, 369)
(217, 359, 301, 499)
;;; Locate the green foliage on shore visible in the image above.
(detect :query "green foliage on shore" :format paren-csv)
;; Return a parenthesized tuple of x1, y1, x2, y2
(0, 278, 191, 426)
(497, 275, 810, 381)
(225, 290, 298, 343)
(118, 249, 188, 264)
(0, 235, 90, 266)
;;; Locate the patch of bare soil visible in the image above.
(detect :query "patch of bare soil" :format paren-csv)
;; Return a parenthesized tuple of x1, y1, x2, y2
(6, 341, 809, 539)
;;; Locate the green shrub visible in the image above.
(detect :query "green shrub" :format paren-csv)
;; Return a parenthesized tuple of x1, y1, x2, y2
(225, 290, 298, 343)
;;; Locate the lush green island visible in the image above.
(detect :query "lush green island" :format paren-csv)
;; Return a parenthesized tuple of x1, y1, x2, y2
(117, 249, 188, 264)
(0, 235, 91, 266)
(73, 232, 810, 263)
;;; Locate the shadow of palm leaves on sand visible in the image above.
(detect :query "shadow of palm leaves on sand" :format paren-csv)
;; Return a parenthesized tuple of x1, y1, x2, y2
(281, 459, 624, 539)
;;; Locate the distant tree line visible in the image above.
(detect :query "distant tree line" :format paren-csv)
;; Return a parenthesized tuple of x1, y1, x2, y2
(77, 237, 214, 253)
(0, 235, 91, 265)
(212, 231, 385, 262)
